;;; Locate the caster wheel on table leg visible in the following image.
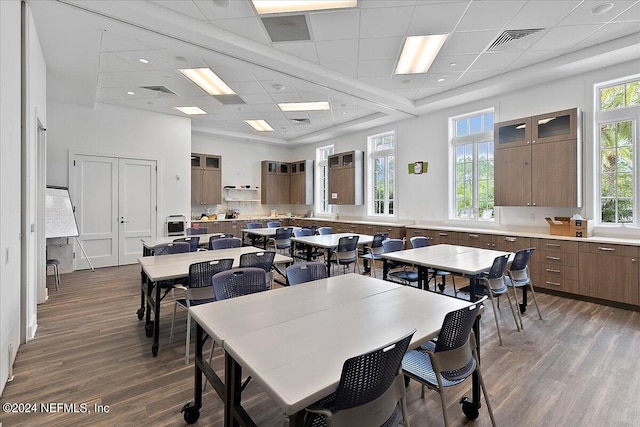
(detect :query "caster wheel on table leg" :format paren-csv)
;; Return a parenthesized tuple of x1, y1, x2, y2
(145, 321, 154, 337)
(460, 397, 480, 420)
(519, 303, 527, 314)
(181, 402, 200, 424)
(136, 308, 144, 320)
(152, 343, 159, 357)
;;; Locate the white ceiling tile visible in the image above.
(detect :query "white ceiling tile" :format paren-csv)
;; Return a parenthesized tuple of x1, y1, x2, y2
(297, 91, 330, 102)
(112, 50, 173, 71)
(323, 61, 358, 77)
(429, 53, 478, 73)
(316, 39, 359, 62)
(97, 73, 129, 88)
(504, 50, 565, 70)
(195, 0, 257, 20)
(240, 94, 276, 105)
(388, 87, 419, 98)
(408, 2, 470, 35)
(209, 17, 271, 44)
(268, 92, 303, 103)
(507, 1, 579, 29)
(212, 66, 258, 83)
(100, 31, 148, 52)
(99, 52, 136, 73)
(150, 1, 207, 21)
(468, 51, 523, 71)
(531, 24, 601, 50)
(442, 30, 499, 55)
(357, 60, 396, 77)
(359, 0, 416, 8)
(357, 75, 392, 87)
(613, 1, 640, 22)
(576, 21, 640, 47)
(358, 37, 403, 61)
(457, 1, 526, 32)
(360, 6, 414, 38)
(228, 81, 266, 95)
(274, 42, 320, 63)
(308, 9, 360, 41)
(389, 74, 427, 89)
(456, 70, 497, 85)
(560, 1, 639, 25)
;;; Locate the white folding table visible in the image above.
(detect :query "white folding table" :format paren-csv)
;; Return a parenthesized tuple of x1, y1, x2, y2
(141, 233, 224, 255)
(289, 233, 374, 276)
(137, 246, 293, 357)
(184, 274, 474, 426)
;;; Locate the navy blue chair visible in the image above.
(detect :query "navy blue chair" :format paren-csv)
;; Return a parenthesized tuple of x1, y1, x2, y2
(332, 235, 359, 274)
(360, 233, 386, 278)
(505, 247, 541, 327)
(173, 236, 200, 252)
(410, 236, 457, 295)
(267, 221, 281, 228)
(382, 239, 418, 286)
(286, 262, 327, 285)
(317, 226, 333, 235)
(209, 237, 242, 250)
(479, 254, 520, 346)
(186, 227, 208, 235)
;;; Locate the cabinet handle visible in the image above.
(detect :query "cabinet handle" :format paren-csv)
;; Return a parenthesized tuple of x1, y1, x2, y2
(505, 237, 517, 242)
(532, 140, 536, 143)
(545, 281, 561, 287)
(546, 256, 561, 261)
(546, 269, 561, 273)
(546, 243, 561, 248)
(532, 203, 536, 206)
(469, 234, 479, 239)
(438, 232, 448, 237)
(632, 259, 636, 263)
(598, 247, 615, 252)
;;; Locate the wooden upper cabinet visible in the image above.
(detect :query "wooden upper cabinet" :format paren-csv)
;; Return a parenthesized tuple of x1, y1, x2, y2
(495, 116, 532, 149)
(290, 160, 314, 205)
(328, 150, 363, 205)
(261, 161, 290, 204)
(191, 153, 221, 205)
(532, 108, 578, 144)
(494, 108, 581, 207)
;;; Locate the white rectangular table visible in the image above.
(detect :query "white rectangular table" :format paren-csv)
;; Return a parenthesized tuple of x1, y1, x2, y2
(289, 233, 374, 276)
(141, 233, 224, 255)
(241, 227, 299, 249)
(381, 243, 510, 415)
(185, 274, 474, 426)
(137, 246, 293, 357)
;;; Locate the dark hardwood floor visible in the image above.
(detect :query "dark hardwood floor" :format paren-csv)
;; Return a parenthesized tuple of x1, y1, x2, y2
(2, 263, 640, 426)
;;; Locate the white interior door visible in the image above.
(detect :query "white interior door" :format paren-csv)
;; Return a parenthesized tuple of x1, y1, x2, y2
(118, 158, 157, 264)
(74, 154, 157, 268)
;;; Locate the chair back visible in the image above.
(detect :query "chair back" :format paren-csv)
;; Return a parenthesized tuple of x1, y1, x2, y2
(432, 302, 482, 380)
(294, 228, 313, 238)
(369, 233, 386, 256)
(303, 225, 318, 235)
(286, 262, 327, 285)
(209, 237, 242, 250)
(334, 329, 415, 412)
(153, 242, 190, 256)
(246, 222, 263, 229)
(273, 227, 293, 249)
(484, 254, 510, 292)
(510, 248, 535, 281)
(186, 227, 208, 235)
(382, 238, 404, 253)
(174, 236, 200, 252)
(212, 267, 267, 300)
(317, 226, 333, 235)
(410, 236, 430, 249)
(267, 221, 282, 228)
(336, 235, 359, 263)
(188, 259, 234, 289)
(239, 251, 275, 273)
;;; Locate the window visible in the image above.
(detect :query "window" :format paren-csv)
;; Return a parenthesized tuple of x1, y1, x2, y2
(315, 145, 334, 214)
(451, 110, 494, 220)
(596, 77, 639, 224)
(368, 131, 395, 216)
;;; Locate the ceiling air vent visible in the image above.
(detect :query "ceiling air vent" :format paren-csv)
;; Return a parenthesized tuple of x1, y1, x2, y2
(213, 95, 246, 105)
(261, 14, 311, 42)
(290, 118, 311, 125)
(488, 28, 545, 52)
(140, 85, 176, 95)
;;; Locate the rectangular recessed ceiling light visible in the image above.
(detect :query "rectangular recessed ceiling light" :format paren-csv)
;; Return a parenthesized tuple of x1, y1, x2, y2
(175, 106, 207, 115)
(179, 68, 235, 95)
(278, 101, 330, 112)
(245, 120, 275, 132)
(251, 0, 357, 14)
(394, 34, 448, 75)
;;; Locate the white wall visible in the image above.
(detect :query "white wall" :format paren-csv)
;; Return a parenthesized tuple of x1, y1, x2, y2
(191, 134, 297, 218)
(46, 102, 192, 270)
(22, 3, 47, 342)
(291, 59, 640, 236)
(0, 0, 23, 396)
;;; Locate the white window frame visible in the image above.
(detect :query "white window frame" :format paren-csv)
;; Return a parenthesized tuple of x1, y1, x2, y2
(367, 131, 396, 218)
(315, 144, 334, 215)
(449, 109, 495, 222)
(594, 75, 640, 227)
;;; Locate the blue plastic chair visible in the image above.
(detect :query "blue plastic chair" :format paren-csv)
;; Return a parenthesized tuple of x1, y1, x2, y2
(382, 239, 418, 286)
(209, 237, 242, 250)
(173, 236, 200, 252)
(286, 262, 327, 285)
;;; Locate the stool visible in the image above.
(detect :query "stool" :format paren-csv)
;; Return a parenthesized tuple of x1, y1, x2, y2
(46, 259, 61, 291)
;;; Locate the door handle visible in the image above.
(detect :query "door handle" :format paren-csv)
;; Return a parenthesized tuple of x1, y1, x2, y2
(120, 217, 130, 224)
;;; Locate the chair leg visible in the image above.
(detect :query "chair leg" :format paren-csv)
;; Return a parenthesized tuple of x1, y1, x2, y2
(475, 359, 497, 427)
(503, 288, 521, 332)
(451, 274, 457, 296)
(509, 285, 524, 330)
(169, 302, 178, 344)
(486, 291, 503, 346)
(54, 264, 60, 291)
(528, 282, 543, 320)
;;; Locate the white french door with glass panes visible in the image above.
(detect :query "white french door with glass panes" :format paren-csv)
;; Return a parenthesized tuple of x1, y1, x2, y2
(73, 154, 157, 268)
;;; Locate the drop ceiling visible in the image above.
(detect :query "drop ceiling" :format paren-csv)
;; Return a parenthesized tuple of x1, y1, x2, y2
(30, 0, 640, 145)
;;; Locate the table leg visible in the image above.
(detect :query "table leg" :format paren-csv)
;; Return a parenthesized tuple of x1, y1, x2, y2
(224, 352, 257, 427)
(144, 278, 153, 338)
(382, 259, 389, 281)
(152, 281, 161, 356)
(461, 274, 482, 420)
(137, 267, 146, 320)
(325, 248, 332, 277)
(520, 287, 528, 313)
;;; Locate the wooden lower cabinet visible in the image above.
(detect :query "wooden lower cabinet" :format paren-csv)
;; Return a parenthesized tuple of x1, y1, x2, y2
(578, 242, 639, 305)
(530, 239, 579, 295)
